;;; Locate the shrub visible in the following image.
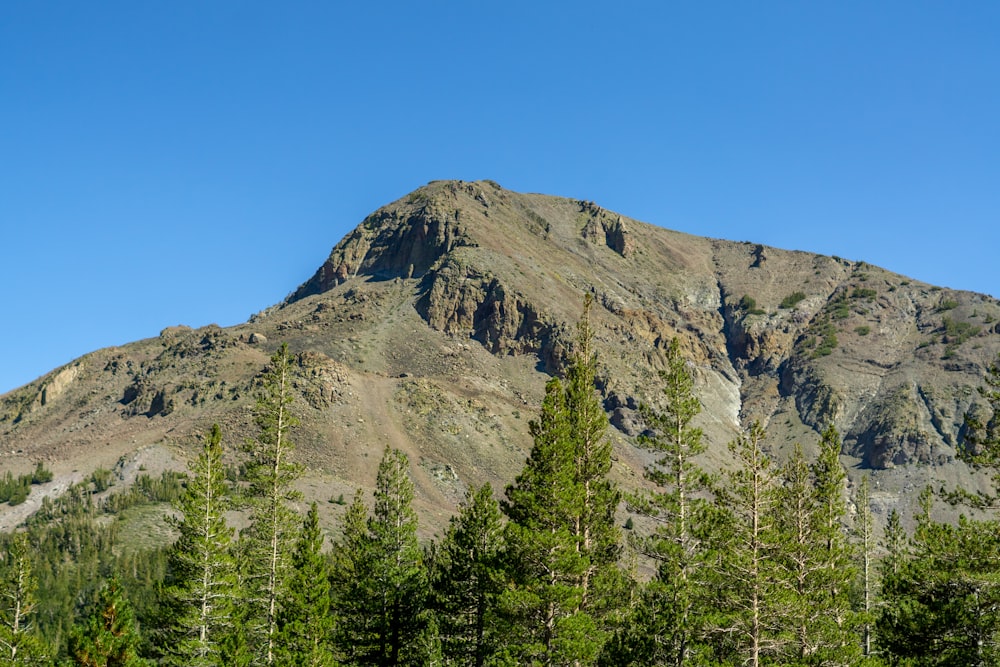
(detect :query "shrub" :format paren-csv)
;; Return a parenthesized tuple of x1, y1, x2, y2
(855, 326, 871, 336)
(739, 295, 765, 315)
(31, 462, 53, 484)
(937, 299, 959, 312)
(780, 292, 806, 309)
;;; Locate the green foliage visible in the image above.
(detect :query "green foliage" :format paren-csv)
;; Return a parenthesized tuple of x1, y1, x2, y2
(780, 291, 807, 309)
(811, 319, 839, 358)
(712, 421, 785, 665)
(0, 533, 49, 665)
(331, 449, 428, 666)
(855, 325, 871, 336)
(937, 298, 960, 311)
(854, 475, 876, 660)
(851, 287, 877, 301)
(624, 337, 717, 665)
(90, 468, 114, 493)
(431, 484, 506, 667)
(158, 424, 236, 666)
(30, 463, 52, 485)
(240, 343, 304, 666)
(278, 503, 337, 666)
(941, 316, 980, 357)
(0, 473, 30, 507)
(829, 292, 851, 320)
(500, 295, 622, 665)
(738, 295, 765, 315)
(68, 577, 148, 666)
(879, 495, 1000, 666)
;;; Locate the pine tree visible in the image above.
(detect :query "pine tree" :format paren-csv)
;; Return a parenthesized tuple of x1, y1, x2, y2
(808, 424, 858, 666)
(330, 490, 370, 664)
(625, 336, 715, 666)
(853, 475, 876, 660)
(879, 489, 1000, 665)
(774, 444, 821, 665)
(500, 295, 622, 665)
(331, 448, 428, 666)
(563, 296, 622, 620)
(279, 502, 338, 666)
(881, 508, 907, 581)
(68, 577, 148, 666)
(432, 483, 506, 667)
(241, 343, 304, 666)
(712, 421, 782, 667)
(0, 533, 47, 666)
(159, 423, 236, 667)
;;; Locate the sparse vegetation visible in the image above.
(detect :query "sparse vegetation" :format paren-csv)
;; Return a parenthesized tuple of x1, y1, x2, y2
(780, 291, 806, 309)
(855, 325, 871, 336)
(738, 294, 766, 315)
(852, 287, 877, 301)
(941, 316, 981, 357)
(938, 298, 960, 312)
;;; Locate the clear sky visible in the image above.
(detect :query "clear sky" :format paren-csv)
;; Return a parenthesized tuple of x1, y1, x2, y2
(2, 2, 999, 395)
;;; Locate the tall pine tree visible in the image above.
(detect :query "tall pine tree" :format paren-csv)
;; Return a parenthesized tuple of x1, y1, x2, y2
(624, 336, 716, 666)
(501, 295, 622, 666)
(278, 502, 337, 666)
(331, 448, 428, 666)
(0, 533, 47, 666)
(712, 421, 783, 667)
(432, 483, 506, 667)
(808, 424, 858, 666)
(159, 423, 236, 667)
(241, 343, 304, 666)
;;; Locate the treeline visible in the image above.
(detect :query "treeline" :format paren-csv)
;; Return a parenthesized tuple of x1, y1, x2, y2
(4, 305, 1000, 665)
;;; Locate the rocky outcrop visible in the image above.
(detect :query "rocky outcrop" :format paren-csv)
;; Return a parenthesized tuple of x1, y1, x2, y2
(290, 202, 475, 301)
(580, 201, 635, 258)
(416, 258, 562, 366)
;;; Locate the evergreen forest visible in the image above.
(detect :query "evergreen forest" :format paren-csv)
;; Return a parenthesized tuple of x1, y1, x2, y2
(5, 303, 1000, 666)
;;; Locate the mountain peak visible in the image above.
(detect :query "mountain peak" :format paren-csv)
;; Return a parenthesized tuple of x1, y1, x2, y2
(3, 181, 999, 536)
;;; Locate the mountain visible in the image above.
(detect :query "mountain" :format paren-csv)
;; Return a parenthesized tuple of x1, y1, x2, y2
(2, 179, 997, 534)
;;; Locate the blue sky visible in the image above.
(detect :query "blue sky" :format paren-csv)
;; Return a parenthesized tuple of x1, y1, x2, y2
(2, 2, 999, 394)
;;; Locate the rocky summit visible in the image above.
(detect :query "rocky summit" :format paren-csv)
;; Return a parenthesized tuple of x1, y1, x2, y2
(2, 179, 998, 534)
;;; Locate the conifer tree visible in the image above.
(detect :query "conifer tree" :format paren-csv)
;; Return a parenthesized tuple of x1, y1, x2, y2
(0, 533, 47, 666)
(879, 489, 1000, 665)
(501, 295, 622, 665)
(432, 483, 506, 667)
(808, 424, 858, 665)
(881, 508, 907, 581)
(331, 448, 428, 666)
(774, 444, 822, 665)
(278, 502, 337, 666)
(241, 343, 304, 666)
(853, 475, 876, 659)
(712, 421, 782, 667)
(69, 577, 147, 667)
(330, 490, 370, 664)
(159, 423, 236, 667)
(563, 296, 622, 618)
(625, 336, 715, 666)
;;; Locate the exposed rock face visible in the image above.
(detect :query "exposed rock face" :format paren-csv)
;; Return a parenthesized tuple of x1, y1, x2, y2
(2, 179, 999, 536)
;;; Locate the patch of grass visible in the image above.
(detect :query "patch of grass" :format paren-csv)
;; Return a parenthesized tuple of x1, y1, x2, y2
(855, 325, 871, 336)
(115, 502, 178, 555)
(851, 287, 877, 301)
